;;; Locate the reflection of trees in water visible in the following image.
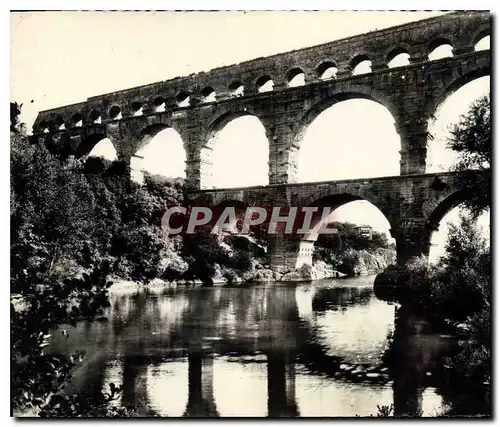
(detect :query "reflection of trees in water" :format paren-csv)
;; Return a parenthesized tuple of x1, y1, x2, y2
(433, 344, 491, 416)
(382, 304, 454, 417)
(312, 286, 373, 312)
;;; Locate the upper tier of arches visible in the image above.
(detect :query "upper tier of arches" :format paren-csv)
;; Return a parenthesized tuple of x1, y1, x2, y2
(34, 13, 489, 133)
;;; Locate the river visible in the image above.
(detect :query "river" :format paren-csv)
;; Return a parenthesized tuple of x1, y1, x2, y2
(49, 275, 455, 417)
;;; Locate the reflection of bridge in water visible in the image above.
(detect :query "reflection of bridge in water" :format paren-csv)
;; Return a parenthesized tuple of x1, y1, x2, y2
(51, 281, 450, 417)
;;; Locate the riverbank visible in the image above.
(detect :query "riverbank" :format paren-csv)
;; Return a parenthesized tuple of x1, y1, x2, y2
(107, 247, 396, 293)
(207, 247, 395, 284)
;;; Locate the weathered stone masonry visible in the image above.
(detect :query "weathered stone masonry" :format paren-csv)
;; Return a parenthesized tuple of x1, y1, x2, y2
(33, 12, 491, 272)
(187, 170, 489, 271)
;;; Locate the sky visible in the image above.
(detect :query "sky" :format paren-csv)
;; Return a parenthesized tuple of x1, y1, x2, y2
(10, 11, 491, 261)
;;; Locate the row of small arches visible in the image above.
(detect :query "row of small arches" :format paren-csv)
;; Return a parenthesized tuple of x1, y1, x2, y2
(39, 35, 490, 132)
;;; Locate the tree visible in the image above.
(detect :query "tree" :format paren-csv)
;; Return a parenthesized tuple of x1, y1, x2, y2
(315, 222, 391, 253)
(447, 94, 491, 217)
(10, 102, 22, 132)
(10, 107, 127, 416)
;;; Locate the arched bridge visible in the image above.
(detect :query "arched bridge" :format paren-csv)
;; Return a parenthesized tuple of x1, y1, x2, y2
(186, 170, 489, 270)
(32, 11, 491, 272)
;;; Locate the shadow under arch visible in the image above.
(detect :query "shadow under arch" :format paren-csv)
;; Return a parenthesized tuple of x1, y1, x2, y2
(75, 133, 113, 158)
(302, 191, 394, 236)
(200, 110, 269, 189)
(209, 199, 249, 233)
(294, 193, 395, 272)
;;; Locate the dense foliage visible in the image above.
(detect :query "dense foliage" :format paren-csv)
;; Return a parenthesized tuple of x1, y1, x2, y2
(315, 222, 392, 252)
(438, 93, 491, 416)
(10, 110, 258, 416)
(447, 94, 490, 217)
(381, 214, 491, 416)
(376, 92, 492, 417)
(10, 108, 190, 416)
(11, 130, 127, 416)
(314, 222, 394, 275)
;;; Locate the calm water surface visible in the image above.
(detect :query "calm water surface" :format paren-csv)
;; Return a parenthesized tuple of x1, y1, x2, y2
(50, 275, 453, 417)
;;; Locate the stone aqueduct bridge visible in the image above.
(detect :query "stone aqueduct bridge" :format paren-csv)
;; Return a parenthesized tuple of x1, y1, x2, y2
(189, 170, 488, 270)
(33, 11, 490, 271)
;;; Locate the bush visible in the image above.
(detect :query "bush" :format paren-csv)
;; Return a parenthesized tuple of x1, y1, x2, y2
(315, 222, 392, 254)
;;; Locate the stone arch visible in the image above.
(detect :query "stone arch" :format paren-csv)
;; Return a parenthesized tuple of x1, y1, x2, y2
(200, 109, 269, 189)
(293, 85, 400, 150)
(385, 44, 411, 63)
(385, 44, 411, 67)
(70, 113, 83, 128)
(286, 67, 305, 87)
(176, 91, 191, 107)
(424, 60, 490, 124)
(422, 187, 475, 257)
(49, 114, 65, 131)
(88, 109, 102, 124)
(35, 120, 50, 133)
(474, 35, 490, 52)
(472, 24, 491, 47)
(296, 192, 395, 259)
(303, 189, 393, 227)
(229, 81, 244, 97)
(316, 60, 338, 80)
(293, 86, 401, 182)
(75, 133, 110, 157)
(424, 64, 490, 173)
(108, 105, 122, 120)
(350, 54, 371, 68)
(255, 75, 274, 93)
(350, 54, 372, 75)
(131, 122, 187, 182)
(201, 87, 216, 103)
(135, 122, 179, 151)
(152, 96, 166, 112)
(427, 36, 454, 60)
(130, 100, 144, 116)
(77, 134, 117, 161)
(203, 109, 262, 151)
